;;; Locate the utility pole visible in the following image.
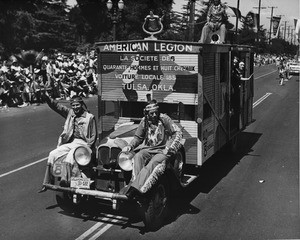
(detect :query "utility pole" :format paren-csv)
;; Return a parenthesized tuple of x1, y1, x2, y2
(188, 0, 195, 42)
(235, 0, 240, 43)
(253, 0, 266, 42)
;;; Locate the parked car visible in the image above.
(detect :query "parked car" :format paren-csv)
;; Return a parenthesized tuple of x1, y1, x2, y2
(288, 61, 300, 75)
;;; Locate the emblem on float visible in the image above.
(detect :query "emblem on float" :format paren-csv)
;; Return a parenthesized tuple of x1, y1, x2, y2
(142, 11, 164, 40)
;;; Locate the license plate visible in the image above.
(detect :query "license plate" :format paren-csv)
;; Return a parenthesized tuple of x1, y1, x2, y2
(70, 177, 91, 189)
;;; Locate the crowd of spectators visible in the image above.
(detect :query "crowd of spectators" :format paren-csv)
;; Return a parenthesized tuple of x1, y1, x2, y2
(254, 53, 278, 66)
(0, 49, 295, 110)
(0, 51, 97, 109)
(254, 53, 298, 67)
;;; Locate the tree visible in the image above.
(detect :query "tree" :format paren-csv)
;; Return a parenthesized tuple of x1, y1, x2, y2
(32, 0, 78, 52)
(0, 0, 38, 54)
(76, 0, 174, 42)
(0, 0, 79, 56)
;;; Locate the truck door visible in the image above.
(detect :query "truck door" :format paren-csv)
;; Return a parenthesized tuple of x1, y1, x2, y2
(230, 49, 254, 133)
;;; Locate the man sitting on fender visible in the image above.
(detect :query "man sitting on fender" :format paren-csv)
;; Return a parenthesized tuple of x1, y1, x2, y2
(38, 91, 97, 192)
(121, 99, 183, 199)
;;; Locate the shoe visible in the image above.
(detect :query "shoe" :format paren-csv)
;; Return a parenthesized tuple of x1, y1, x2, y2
(18, 102, 29, 108)
(38, 185, 47, 193)
(17, 103, 25, 108)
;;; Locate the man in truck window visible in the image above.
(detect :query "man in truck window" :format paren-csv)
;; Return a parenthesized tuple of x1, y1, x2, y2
(38, 91, 97, 192)
(121, 99, 183, 200)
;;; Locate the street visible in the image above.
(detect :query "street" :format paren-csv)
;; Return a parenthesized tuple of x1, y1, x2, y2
(0, 64, 299, 240)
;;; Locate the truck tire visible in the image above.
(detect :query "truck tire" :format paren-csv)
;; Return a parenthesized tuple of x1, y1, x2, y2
(143, 175, 170, 230)
(173, 149, 185, 183)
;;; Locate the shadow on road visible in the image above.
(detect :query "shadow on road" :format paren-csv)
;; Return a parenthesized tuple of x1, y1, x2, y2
(164, 131, 262, 228)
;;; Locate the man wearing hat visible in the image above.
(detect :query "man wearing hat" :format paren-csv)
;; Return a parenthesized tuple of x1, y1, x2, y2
(121, 99, 182, 199)
(39, 91, 97, 192)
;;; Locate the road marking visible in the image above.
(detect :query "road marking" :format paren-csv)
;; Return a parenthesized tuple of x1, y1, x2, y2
(255, 70, 277, 79)
(88, 222, 115, 240)
(253, 93, 272, 108)
(0, 157, 47, 178)
(75, 219, 108, 240)
(75, 214, 124, 240)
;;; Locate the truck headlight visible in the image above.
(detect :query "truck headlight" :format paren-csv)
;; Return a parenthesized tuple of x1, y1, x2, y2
(117, 151, 134, 171)
(74, 146, 92, 166)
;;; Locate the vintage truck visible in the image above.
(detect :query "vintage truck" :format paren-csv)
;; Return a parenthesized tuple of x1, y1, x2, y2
(44, 39, 254, 230)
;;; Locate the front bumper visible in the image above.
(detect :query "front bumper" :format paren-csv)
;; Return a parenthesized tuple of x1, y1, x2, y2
(44, 183, 128, 201)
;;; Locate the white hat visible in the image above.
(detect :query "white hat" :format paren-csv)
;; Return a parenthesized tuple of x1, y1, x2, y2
(14, 72, 21, 78)
(79, 75, 86, 81)
(0, 66, 8, 73)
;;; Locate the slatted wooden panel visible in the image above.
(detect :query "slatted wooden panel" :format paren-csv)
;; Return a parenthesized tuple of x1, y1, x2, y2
(215, 55, 220, 117)
(179, 120, 198, 165)
(202, 117, 215, 161)
(202, 53, 216, 162)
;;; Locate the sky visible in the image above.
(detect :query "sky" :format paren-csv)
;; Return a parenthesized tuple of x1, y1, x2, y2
(67, 0, 299, 36)
(174, 0, 300, 31)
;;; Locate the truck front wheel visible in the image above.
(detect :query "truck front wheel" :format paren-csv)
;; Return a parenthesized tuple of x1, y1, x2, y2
(143, 176, 169, 230)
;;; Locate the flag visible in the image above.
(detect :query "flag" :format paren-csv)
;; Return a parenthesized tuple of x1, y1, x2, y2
(228, 6, 241, 19)
(245, 11, 259, 33)
(294, 19, 298, 28)
(277, 26, 281, 38)
(272, 16, 281, 38)
(226, 5, 243, 31)
(295, 19, 300, 42)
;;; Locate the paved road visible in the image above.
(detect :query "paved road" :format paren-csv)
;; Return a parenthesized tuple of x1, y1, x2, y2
(0, 64, 299, 240)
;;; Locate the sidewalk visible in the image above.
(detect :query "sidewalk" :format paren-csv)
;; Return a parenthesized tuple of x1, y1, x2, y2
(0, 102, 49, 119)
